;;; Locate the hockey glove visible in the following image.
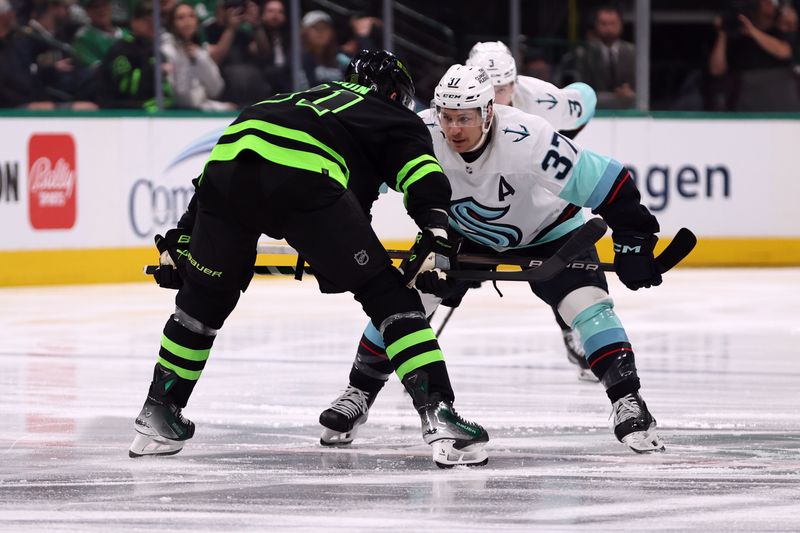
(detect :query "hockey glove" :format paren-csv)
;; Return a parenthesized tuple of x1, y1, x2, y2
(152, 228, 192, 289)
(400, 229, 460, 296)
(612, 231, 662, 290)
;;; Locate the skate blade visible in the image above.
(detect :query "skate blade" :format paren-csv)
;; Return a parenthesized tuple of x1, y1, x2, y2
(319, 429, 356, 446)
(319, 422, 364, 447)
(621, 423, 665, 454)
(431, 439, 489, 469)
(129, 432, 186, 458)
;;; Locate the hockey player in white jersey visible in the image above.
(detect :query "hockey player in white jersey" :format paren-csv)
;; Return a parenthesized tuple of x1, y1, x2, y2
(467, 40, 596, 138)
(319, 64, 666, 455)
(467, 40, 598, 380)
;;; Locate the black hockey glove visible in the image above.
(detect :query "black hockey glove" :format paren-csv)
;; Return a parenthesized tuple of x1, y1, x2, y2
(612, 231, 662, 290)
(400, 230, 460, 297)
(152, 228, 191, 289)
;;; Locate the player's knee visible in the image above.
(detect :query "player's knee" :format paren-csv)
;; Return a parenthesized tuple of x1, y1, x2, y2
(174, 306, 219, 337)
(353, 267, 424, 328)
(176, 278, 240, 331)
(557, 286, 613, 329)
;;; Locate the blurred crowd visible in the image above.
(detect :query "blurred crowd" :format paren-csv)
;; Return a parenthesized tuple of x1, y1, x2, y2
(0, 0, 798, 112)
(0, 0, 381, 110)
(544, 0, 799, 111)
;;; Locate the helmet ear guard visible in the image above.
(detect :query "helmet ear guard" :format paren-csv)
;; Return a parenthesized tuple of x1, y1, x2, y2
(345, 49, 416, 109)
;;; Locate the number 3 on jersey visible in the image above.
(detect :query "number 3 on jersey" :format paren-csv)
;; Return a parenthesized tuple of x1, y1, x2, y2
(541, 132, 577, 180)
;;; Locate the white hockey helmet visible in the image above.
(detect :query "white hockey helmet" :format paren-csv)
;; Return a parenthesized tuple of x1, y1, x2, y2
(433, 64, 494, 132)
(466, 41, 517, 86)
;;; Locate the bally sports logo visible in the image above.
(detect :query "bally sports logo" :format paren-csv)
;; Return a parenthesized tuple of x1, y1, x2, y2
(28, 134, 77, 229)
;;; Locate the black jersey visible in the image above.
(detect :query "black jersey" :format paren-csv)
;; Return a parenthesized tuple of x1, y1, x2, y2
(202, 81, 451, 227)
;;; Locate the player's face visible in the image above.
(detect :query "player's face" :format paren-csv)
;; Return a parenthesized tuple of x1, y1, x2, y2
(493, 82, 514, 105)
(437, 108, 484, 153)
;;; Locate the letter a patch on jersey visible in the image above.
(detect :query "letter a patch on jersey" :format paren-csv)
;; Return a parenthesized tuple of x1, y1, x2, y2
(498, 175, 515, 201)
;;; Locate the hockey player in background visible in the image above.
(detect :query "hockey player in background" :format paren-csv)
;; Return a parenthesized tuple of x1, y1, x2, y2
(129, 50, 489, 468)
(467, 40, 599, 381)
(320, 64, 666, 454)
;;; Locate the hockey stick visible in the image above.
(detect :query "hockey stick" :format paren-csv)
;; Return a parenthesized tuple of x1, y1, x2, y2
(144, 223, 696, 281)
(434, 306, 456, 338)
(446, 217, 608, 282)
(144, 219, 606, 281)
(448, 225, 696, 281)
(255, 226, 695, 275)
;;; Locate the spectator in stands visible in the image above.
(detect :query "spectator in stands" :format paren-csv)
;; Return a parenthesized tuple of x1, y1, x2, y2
(162, 1, 233, 110)
(0, 0, 48, 107)
(97, 0, 172, 109)
(256, 0, 289, 93)
(560, 4, 636, 109)
(72, 0, 128, 67)
(188, 0, 216, 23)
(110, 0, 134, 26)
(4, 0, 97, 108)
(339, 13, 381, 59)
(205, 0, 270, 107)
(299, 10, 345, 87)
(160, 0, 177, 22)
(709, 0, 800, 111)
(777, 2, 800, 89)
(778, 2, 798, 35)
(520, 47, 553, 82)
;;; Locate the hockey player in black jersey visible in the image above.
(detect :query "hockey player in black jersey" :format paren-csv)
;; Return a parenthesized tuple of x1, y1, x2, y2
(129, 50, 489, 468)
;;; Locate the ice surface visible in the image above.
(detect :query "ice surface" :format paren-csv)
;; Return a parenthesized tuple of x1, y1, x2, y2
(1, 268, 799, 531)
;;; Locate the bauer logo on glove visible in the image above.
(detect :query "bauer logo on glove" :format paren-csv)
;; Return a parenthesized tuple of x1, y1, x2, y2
(152, 228, 192, 289)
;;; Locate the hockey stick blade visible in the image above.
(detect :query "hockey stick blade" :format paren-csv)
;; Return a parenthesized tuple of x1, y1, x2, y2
(447, 218, 608, 283)
(655, 227, 696, 274)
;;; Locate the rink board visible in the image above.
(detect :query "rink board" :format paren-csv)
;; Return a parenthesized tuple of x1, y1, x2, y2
(1, 113, 798, 285)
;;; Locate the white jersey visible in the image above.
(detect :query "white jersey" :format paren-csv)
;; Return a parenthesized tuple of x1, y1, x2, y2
(511, 76, 597, 132)
(419, 105, 623, 252)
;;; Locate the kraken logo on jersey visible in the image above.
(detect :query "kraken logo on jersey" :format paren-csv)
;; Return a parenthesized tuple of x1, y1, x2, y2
(449, 198, 522, 248)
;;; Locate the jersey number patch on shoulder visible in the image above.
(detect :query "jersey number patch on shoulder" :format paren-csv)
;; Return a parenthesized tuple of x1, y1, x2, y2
(541, 132, 577, 180)
(498, 175, 515, 201)
(296, 89, 364, 116)
(257, 84, 364, 116)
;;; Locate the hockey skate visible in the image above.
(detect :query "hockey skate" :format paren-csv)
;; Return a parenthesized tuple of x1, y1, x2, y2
(563, 329, 598, 382)
(319, 385, 373, 446)
(610, 392, 665, 453)
(129, 364, 195, 458)
(418, 394, 489, 469)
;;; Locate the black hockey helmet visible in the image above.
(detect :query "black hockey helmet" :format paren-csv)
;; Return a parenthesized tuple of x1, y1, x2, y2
(345, 49, 415, 109)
